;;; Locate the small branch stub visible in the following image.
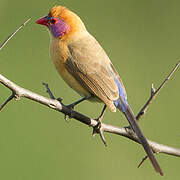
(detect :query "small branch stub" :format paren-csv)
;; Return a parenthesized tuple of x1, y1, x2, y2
(151, 84, 156, 95)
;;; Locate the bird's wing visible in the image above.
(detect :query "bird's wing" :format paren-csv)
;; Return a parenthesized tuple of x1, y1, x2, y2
(65, 32, 126, 108)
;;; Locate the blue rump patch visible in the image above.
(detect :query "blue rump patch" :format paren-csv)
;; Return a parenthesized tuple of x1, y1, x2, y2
(113, 77, 128, 112)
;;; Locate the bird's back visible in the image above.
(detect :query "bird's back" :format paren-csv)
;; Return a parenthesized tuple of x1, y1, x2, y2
(65, 31, 127, 111)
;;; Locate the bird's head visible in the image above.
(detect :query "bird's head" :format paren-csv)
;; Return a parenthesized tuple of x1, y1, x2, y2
(36, 6, 86, 40)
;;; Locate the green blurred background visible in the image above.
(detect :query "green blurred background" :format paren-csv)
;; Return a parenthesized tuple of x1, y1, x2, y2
(0, 0, 179, 179)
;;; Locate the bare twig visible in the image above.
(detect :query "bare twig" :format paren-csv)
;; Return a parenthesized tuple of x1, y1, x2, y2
(0, 18, 31, 50)
(42, 82, 56, 99)
(136, 61, 180, 121)
(0, 73, 180, 158)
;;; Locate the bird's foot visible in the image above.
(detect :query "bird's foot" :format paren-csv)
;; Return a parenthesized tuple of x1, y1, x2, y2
(63, 103, 75, 122)
(93, 119, 107, 147)
(55, 98, 72, 122)
(63, 97, 88, 121)
(64, 103, 75, 122)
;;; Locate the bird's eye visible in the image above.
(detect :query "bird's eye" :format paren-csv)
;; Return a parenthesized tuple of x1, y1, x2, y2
(49, 18, 57, 25)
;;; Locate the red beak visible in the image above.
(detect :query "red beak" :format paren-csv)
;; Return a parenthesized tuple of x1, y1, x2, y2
(36, 17, 48, 26)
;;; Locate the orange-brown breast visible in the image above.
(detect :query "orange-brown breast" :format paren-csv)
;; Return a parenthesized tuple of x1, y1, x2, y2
(49, 36, 91, 98)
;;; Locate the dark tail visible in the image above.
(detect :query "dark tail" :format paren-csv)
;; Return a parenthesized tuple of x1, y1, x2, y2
(117, 102, 163, 176)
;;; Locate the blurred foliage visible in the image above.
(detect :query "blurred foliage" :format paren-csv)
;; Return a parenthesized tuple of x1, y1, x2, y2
(0, 0, 179, 180)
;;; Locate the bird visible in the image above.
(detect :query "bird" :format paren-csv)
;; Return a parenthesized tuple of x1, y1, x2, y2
(36, 5, 163, 175)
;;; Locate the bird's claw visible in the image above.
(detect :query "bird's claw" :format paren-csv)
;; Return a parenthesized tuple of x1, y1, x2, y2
(93, 121, 107, 147)
(64, 103, 75, 122)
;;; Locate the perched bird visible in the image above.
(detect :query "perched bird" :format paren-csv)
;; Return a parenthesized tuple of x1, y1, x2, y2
(36, 5, 163, 175)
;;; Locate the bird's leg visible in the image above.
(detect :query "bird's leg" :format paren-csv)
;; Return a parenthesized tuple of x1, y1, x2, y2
(93, 105, 107, 146)
(43, 82, 89, 109)
(66, 97, 89, 110)
(96, 104, 107, 122)
(64, 97, 89, 121)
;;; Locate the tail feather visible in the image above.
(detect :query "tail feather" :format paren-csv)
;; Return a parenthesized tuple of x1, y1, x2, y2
(116, 100, 163, 176)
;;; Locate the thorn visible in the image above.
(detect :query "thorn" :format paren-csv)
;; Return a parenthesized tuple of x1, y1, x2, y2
(138, 155, 148, 168)
(42, 82, 48, 86)
(64, 114, 71, 123)
(0, 92, 15, 111)
(151, 84, 156, 95)
(92, 129, 96, 137)
(57, 97, 63, 102)
(14, 94, 20, 101)
(93, 121, 107, 147)
(99, 128, 107, 147)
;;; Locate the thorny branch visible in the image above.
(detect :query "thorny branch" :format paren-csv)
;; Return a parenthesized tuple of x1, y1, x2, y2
(0, 18, 180, 171)
(0, 72, 180, 158)
(136, 61, 180, 121)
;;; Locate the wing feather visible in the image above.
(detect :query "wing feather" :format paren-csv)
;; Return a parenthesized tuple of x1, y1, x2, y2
(65, 32, 126, 111)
